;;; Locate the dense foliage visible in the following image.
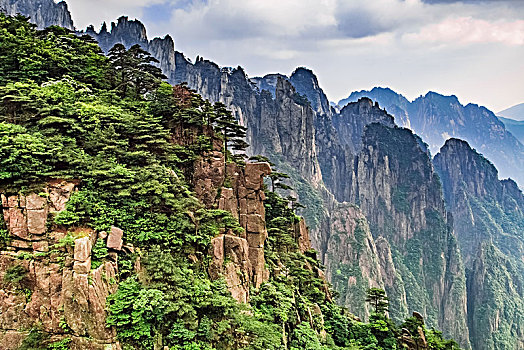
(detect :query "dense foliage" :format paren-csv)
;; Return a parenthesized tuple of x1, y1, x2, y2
(0, 14, 461, 350)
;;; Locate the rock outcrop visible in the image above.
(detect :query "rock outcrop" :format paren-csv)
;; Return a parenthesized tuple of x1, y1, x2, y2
(0, 0, 73, 30)
(0, 181, 120, 350)
(179, 125, 272, 302)
(83, 16, 176, 77)
(434, 138, 524, 349)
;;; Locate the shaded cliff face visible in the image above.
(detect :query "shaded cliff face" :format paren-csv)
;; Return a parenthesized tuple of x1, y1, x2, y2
(0, 182, 120, 350)
(434, 138, 524, 349)
(498, 116, 524, 144)
(288, 67, 332, 116)
(0, 0, 73, 30)
(340, 88, 524, 188)
(344, 124, 469, 345)
(322, 203, 384, 320)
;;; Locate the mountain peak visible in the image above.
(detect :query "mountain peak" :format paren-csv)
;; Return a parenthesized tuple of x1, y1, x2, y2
(498, 102, 524, 121)
(423, 91, 460, 104)
(0, 0, 74, 30)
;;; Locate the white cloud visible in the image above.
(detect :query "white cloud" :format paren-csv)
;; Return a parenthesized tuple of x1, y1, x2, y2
(404, 16, 524, 46)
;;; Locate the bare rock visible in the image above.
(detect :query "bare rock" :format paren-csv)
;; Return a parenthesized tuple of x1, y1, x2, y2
(98, 231, 108, 240)
(209, 235, 252, 303)
(48, 181, 76, 212)
(295, 217, 311, 253)
(27, 209, 47, 235)
(249, 247, 269, 288)
(32, 241, 48, 252)
(218, 187, 238, 219)
(73, 259, 91, 274)
(413, 311, 424, 323)
(107, 226, 123, 250)
(245, 162, 271, 190)
(25, 193, 47, 210)
(6, 208, 28, 240)
(74, 237, 92, 262)
(246, 214, 265, 233)
(7, 195, 18, 208)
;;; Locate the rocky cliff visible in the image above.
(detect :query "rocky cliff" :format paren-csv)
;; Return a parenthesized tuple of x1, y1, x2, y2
(0, 3, 477, 347)
(0, 182, 120, 349)
(83, 16, 176, 77)
(170, 55, 471, 347)
(0, 0, 73, 30)
(434, 138, 524, 349)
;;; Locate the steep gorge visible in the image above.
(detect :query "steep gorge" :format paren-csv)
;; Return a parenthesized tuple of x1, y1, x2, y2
(171, 54, 471, 347)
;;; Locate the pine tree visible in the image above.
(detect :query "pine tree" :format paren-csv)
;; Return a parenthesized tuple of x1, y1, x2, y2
(213, 102, 248, 163)
(127, 44, 166, 98)
(108, 43, 131, 97)
(366, 288, 389, 314)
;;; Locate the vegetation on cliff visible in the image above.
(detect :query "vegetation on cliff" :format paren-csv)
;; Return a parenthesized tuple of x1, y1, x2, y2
(0, 14, 461, 350)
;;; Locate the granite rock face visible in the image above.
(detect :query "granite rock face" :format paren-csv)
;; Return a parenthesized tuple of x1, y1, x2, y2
(0, 0, 73, 30)
(0, 182, 120, 350)
(206, 161, 273, 302)
(175, 126, 272, 302)
(434, 138, 524, 350)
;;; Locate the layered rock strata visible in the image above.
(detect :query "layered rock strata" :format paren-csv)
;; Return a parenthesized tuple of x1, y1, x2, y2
(0, 181, 121, 350)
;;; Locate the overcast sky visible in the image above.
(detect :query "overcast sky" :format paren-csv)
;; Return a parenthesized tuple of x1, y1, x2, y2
(66, 0, 524, 112)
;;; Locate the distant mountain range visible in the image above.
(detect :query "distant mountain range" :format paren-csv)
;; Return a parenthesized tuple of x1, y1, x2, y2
(338, 87, 524, 188)
(498, 116, 524, 145)
(498, 102, 524, 121)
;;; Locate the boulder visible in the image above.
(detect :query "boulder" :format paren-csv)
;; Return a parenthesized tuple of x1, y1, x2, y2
(107, 226, 123, 251)
(25, 193, 47, 210)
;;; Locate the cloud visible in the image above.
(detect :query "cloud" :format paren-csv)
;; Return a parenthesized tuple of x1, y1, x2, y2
(404, 16, 524, 46)
(334, 0, 427, 38)
(168, 0, 337, 41)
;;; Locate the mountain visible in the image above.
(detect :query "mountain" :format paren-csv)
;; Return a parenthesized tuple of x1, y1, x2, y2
(434, 139, 524, 350)
(339, 88, 524, 188)
(0, 0, 73, 29)
(172, 52, 471, 347)
(498, 116, 524, 144)
(82, 16, 176, 78)
(498, 102, 524, 121)
(4, 2, 523, 348)
(0, 13, 463, 350)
